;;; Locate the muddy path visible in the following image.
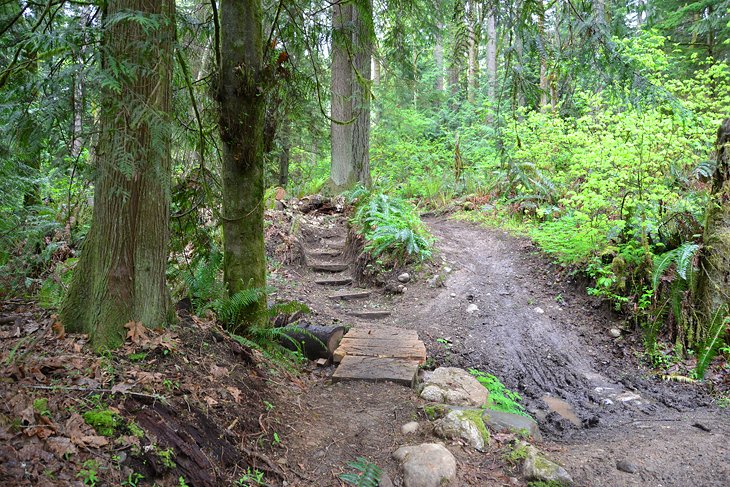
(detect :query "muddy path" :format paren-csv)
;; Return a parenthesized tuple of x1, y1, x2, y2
(396, 217, 729, 486)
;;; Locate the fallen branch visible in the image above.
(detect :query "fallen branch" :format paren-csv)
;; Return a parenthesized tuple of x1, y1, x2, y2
(22, 385, 167, 403)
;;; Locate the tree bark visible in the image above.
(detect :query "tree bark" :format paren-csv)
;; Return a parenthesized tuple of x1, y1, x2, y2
(328, 0, 354, 192)
(485, 8, 496, 123)
(60, 0, 175, 349)
(352, 1, 372, 187)
(278, 119, 290, 188)
(216, 0, 267, 327)
(466, 0, 479, 104)
(694, 118, 730, 345)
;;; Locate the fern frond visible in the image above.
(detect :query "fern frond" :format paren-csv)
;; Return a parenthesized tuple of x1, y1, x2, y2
(339, 457, 382, 487)
(652, 242, 700, 290)
(695, 312, 729, 379)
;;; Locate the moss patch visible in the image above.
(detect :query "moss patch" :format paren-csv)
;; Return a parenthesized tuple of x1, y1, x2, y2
(423, 404, 448, 420)
(454, 409, 490, 443)
(82, 409, 119, 437)
(33, 398, 50, 417)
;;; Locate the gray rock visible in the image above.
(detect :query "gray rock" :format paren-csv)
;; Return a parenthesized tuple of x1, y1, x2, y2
(401, 421, 420, 435)
(466, 303, 479, 314)
(534, 307, 545, 314)
(523, 445, 573, 486)
(379, 472, 394, 487)
(398, 272, 411, 283)
(482, 409, 542, 441)
(434, 409, 489, 450)
(616, 459, 638, 474)
(609, 328, 621, 338)
(393, 443, 457, 487)
(419, 367, 488, 407)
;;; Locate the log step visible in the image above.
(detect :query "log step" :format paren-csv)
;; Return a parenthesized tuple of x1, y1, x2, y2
(348, 310, 391, 319)
(327, 290, 371, 301)
(332, 355, 420, 387)
(333, 337, 426, 363)
(315, 277, 353, 286)
(307, 248, 343, 258)
(311, 263, 349, 272)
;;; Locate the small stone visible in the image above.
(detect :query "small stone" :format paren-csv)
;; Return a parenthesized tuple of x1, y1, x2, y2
(609, 328, 621, 338)
(523, 445, 573, 485)
(444, 267, 452, 273)
(401, 421, 420, 435)
(534, 307, 545, 314)
(602, 399, 614, 406)
(393, 443, 457, 487)
(398, 272, 411, 283)
(483, 409, 542, 441)
(450, 293, 456, 298)
(419, 367, 488, 407)
(616, 459, 638, 474)
(434, 408, 490, 450)
(466, 304, 479, 314)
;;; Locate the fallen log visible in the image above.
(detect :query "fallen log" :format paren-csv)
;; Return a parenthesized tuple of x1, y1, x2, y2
(279, 323, 345, 360)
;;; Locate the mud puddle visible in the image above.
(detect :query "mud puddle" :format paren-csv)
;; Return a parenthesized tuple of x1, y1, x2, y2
(542, 395, 581, 426)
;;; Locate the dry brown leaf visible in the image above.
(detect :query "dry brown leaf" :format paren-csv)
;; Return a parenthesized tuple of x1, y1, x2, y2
(210, 365, 229, 379)
(50, 315, 65, 339)
(111, 382, 134, 394)
(226, 386, 242, 403)
(80, 435, 109, 448)
(124, 321, 149, 345)
(275, 187, 286, 200)
(203, 396, 218, 407)
(25, 426, 55, 440)
(46, 436, 78, 459)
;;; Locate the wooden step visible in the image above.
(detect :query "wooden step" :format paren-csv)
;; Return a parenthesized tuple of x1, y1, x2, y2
(315, 277, 353, 286)
(348, 310, 391, 319)
(333, 326, 426, 364)
(327, 290, 371, 301)
(332, 356, 420, 387)
(307, 248, 342, 258)
(310, 262, 348, 272)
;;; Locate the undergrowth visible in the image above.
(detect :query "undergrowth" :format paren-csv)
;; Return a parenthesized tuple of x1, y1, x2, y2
(469, 368, 530, 417)
(346, 186, 433, 264)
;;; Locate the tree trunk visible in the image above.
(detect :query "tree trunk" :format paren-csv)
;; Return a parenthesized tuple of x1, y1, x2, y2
(278, 119, 290, 188)
(352, 0, 372, 187)
(466, 0, 479, 104)
(694, 118, 730, 345)
(434, 36, 444, 92)
(328, 0, 354, 192)
(60, 0, 175, 349)
(485, 8, 496, 123)
(538, 7, 549, 110)
(216, 0, 267, 327)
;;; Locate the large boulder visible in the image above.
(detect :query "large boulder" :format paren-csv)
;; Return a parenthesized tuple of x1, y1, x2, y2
(434, 408, 490, 451)
(523, 444, 573, 486)
(393, 443, 457, 487)
(419, 367, 488, 407)
(482, 409, 542, 441)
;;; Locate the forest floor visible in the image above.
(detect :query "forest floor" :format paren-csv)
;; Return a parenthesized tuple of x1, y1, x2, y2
(1, 207, 728, 486)
(273, 210, 730, 486)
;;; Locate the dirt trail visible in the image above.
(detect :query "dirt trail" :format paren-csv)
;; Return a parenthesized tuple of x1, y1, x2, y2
(397, 217, 729, 486)
(279, 213, 728, 486)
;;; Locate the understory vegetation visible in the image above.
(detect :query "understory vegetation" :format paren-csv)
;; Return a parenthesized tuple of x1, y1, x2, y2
(1, 0, 727, 389)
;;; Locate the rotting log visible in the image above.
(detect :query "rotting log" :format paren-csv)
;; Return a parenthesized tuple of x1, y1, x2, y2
(279, 323, 345, 360)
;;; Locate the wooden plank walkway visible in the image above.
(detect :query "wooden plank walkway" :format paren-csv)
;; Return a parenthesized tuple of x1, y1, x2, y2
(332, 326, 426, 387)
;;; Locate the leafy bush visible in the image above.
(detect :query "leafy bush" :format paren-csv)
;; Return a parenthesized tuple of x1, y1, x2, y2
(349, 190, 433, 263)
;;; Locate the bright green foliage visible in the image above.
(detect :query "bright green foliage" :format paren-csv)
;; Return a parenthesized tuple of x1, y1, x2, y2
(695, 315, 730, 379)
(469, 368, 529, 417)
(82, 409, 119, 437)
(339, 457, 382, 487)
(349, 190, 433, 263)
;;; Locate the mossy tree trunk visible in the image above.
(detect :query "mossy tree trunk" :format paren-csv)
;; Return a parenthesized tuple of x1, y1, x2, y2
(60, 0, 175, 350)
(693, 118, 730, 345)
(328, 0, 355, 193)
(216, 0, 267, 327)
